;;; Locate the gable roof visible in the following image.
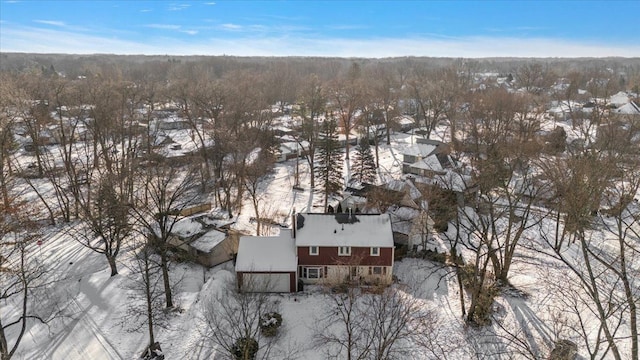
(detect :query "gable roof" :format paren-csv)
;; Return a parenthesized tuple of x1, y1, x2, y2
(235, 231, 297, 272)
(295, 213, 393, 248)
(615, 101, 640, 115)
(402, 143, 437, 158)
(410, 154, 445, 172)
(190, 229, 227, 253)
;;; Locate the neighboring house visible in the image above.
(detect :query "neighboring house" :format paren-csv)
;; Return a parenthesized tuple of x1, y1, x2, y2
(159, 214, 239, 268)
(235, 213, 395, 292)
(401, 138, 455, 177)
(394, 115, 417, 132)
(387, 206, 423, 248)
(154, 118, 191, 131)
(341, 180, 422, 248)
(336, 132, 359, 147)
(355, 124, 386, 141)
(276, 141, 309, 162)
(342, 180, 420, 213)
(614, 101, 640, 115)
(272, 125, 296, 137)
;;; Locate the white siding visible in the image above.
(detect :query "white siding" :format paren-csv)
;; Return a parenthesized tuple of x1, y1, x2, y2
(243, 273, 290, 292)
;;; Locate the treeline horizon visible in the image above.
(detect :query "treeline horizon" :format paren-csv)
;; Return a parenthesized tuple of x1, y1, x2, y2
(2, 52, 639, 83)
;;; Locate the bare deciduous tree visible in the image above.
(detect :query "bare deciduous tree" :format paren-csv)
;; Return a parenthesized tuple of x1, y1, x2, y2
(1, 201, 63, 360)
(315, 282, 446, 360)
(121, 238, 168, 355)
(131, 163, 200, 308)
(201, 276, 283, 360)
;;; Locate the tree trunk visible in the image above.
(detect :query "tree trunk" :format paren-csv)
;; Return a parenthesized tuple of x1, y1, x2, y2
(160, 253, 173, 308)
(107, 254, 118, 276)
(252, 198, 260, 236)
(308, 154, 315, 188)
(450, 248, 466, 317)
(617, 223, 638, 360)
(145, 258, 155, 346)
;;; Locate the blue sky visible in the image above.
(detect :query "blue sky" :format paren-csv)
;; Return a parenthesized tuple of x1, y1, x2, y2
(1, 1, 639, 57)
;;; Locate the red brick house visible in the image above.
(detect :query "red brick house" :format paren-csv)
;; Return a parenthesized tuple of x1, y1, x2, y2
(294, 213, 394, 285)
(235, 213, 394, 292)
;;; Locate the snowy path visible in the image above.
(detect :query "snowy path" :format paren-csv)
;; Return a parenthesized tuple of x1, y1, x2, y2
(16, 227, 129, 360)
(42, 298, 124, 360)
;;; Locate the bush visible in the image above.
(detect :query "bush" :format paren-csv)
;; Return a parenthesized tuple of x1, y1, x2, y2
(422, 249, 447, 264)
(331, 282, 350, 294)
(549, 339, 578, 360)
(259, 312, 283, 337)
(232, 337, 259, 360)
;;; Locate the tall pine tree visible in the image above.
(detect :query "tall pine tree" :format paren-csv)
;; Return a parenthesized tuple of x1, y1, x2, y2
(315, 118, 343, 212)
(351, 138, 377, 184)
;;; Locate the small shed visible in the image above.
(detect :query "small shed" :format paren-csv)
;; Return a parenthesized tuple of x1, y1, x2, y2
(189, 228, 237, 267)
(161, 214, 238, 268)
(235, 232, 298, 292)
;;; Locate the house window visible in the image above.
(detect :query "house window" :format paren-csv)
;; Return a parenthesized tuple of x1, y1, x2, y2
(369, 266, 385, 275)
(309, 246, 319, 256)
(338, 246, 351, 256)
(303, 267, 323, 279)
(370, 247, 380, 256)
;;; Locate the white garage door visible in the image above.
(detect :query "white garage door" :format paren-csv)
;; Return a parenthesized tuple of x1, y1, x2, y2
(244, 273, 290, 292)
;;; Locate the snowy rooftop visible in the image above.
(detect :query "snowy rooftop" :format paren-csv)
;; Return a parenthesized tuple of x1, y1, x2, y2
(294, 213, 394, 248)
(614, 102, 640, 115)
(389, 207, 420, 235)
(154, 216, 203, 238)
(609, 91, 630, 106)
(394, 115, 415, 125)
(434, 171, 471, 193)
(190, 229, 227, 253)
(402, 143, 437, 158)
(410, 154, 444, 172)
(235, 232, 297, 272)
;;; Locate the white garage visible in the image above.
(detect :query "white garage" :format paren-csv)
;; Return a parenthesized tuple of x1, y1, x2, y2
(235, 233, 298, 293)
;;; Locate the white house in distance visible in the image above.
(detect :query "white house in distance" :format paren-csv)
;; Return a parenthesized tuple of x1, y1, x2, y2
(402, 138, 456, 178)
(235, 213, 395, 293)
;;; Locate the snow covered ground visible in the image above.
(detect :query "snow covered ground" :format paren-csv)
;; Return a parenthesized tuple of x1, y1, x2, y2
(3, 128, 637, 359)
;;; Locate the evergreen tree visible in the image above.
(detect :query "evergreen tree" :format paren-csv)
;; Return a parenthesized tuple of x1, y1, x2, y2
(351, 138, 377, 184)
(315, 118, 343, 212)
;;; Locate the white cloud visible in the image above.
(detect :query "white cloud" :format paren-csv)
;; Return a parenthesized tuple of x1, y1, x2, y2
(144, 24, 197, 35)
(34, 20, 66, 27)
(140, 9, 152, 13)
(2, 24, 639, 58)
(204, 2, 216, 5)
(220, 23, 242, 30)
(168, 3, 191, 11)
(326, 24, 368, 31)
(145, 24, 181, 30)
